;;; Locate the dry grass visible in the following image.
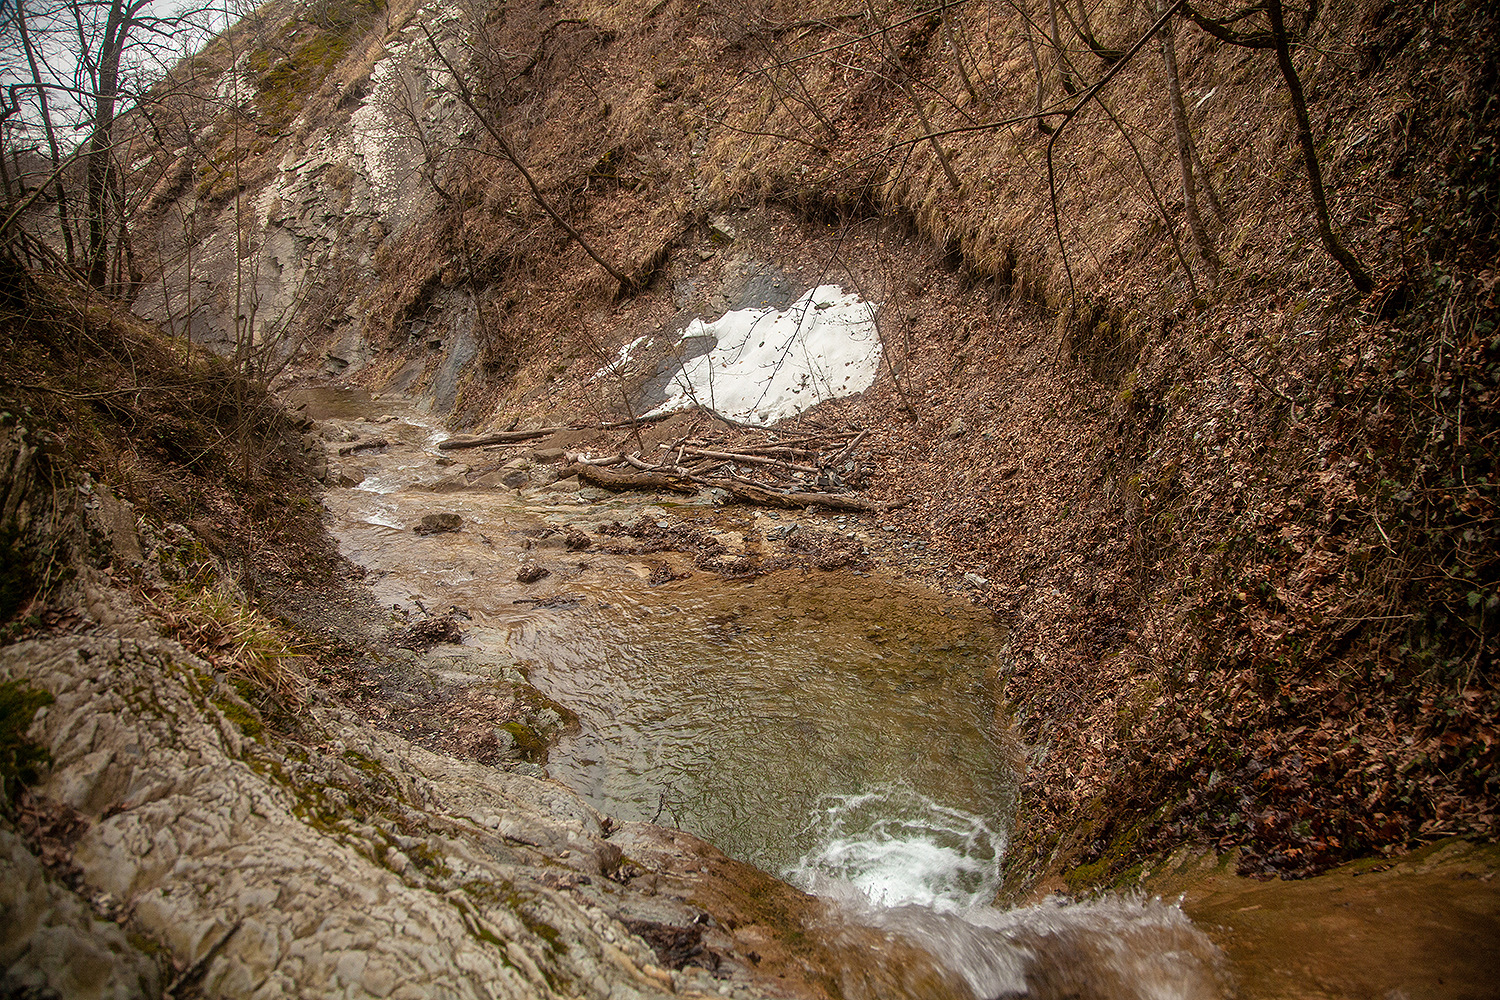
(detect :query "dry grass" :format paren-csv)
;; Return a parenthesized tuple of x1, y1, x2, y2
(118, 0, 1445, 393)
(142, 573, 311, 708)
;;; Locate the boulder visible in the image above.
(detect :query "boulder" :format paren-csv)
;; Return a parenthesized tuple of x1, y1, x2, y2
(414, 513, 463, 535)
(474, 470, 529, 489)
(517, 563, 550, 584)
(423, 472, 471, 493)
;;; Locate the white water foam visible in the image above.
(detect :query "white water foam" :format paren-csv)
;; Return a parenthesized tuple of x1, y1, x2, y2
(783, 785, 1004, 912)
(786, 786, 1228, 999)
(354, 471, 408, 494)
(362, 507, 404, 529)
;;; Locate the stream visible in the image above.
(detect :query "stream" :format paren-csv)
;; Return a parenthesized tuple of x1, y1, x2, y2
(297, 387, 1231, 999)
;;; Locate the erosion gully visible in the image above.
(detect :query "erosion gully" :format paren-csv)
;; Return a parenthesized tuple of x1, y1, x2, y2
(292, 387, 1498, 1000)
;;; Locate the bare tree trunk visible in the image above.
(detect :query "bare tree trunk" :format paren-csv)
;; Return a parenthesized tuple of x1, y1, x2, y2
(941, 0, 981, 103)
(1046, 0, 1077, 95)
(85, 0, 128, 289)
(901, 74, 964, 192)
(16, 0, 76, 266)
(1023, 6, 1055, 135)
(1061, 0, 1123, 62)
(113, 173, 138, 298)
(1098, 95, 1200, 299)
(1158, 3, 1219, 281)
(1189, 133, 1226, 227)
(1267, 0, 1373, 292)
(867, 1, 963, 193)
(1073, 0, 1098, 40)
(0, 110, 13, 203)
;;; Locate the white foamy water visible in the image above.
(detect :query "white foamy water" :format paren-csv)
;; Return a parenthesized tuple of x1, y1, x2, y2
(785, 785, 1004, 912)
(787, 786, 1229, 999)
(361, 507, 404, 529)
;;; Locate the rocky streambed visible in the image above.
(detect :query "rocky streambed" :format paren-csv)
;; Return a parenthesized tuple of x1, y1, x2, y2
(3, 385, 1495, 1000)
(278, 387, 1237, 999)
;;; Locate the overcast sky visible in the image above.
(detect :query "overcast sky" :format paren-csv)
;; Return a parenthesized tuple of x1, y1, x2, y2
(2, 0, 238, 157)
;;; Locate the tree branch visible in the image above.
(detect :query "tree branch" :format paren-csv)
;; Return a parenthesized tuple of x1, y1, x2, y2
(1266, 0, 1373, 292)
(419, 23, 632, 290)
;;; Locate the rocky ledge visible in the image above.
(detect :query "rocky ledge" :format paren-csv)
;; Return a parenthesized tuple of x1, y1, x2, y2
(0, 629, 836, 1000)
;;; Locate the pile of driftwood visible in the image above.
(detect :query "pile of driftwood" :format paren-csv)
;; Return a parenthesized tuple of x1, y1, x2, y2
(439, 417, 882, 512)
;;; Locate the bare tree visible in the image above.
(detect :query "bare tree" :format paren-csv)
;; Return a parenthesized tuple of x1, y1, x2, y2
(0, 0, 222, 291)
(419, 22, 633, 290)
(865, 0, 962, 193)
(1265, 0, 1372, 292)
(1181, 0, 1374, 291)
(1156, 0, 1219, 282)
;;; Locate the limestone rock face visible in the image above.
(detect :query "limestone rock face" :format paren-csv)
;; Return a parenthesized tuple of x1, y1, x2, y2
(0, 826, 160, 1000)
(0, 634, 803, 1000)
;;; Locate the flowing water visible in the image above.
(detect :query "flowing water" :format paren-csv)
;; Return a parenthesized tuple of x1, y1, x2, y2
(296, 388, 1231, 999)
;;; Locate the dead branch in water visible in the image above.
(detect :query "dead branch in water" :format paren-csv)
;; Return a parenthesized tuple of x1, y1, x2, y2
(337, 437, 388, 456)
(561, 461, 700, 493)
(438, 428, 562, 450)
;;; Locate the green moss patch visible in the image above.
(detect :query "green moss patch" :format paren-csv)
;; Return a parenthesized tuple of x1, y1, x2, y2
(0, 679, 54, 809)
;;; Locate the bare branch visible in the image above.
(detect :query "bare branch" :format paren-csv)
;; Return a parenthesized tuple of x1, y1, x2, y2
(419, 22, 632, 290)
(1266, 0, 1373, 292)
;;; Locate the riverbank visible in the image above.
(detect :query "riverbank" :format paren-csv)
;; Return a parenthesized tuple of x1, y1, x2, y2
(3, 256, 1494, 998)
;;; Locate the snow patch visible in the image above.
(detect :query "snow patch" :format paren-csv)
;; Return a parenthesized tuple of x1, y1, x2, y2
(618, 285, 881, 425)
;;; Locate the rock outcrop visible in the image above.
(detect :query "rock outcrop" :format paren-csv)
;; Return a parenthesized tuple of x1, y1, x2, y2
(0, 631, 825, 999)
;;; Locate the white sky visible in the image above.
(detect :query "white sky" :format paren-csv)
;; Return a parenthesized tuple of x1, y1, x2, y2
(1, 0, 237, 156)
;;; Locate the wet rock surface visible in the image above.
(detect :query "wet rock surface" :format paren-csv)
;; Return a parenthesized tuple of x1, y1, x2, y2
(517, 562, 551, 583)
(414, 512, 464, 535)
(0, 633, 828, 1000)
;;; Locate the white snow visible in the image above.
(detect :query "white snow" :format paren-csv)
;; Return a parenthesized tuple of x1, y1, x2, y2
(624, 285, 882, 425)
(595, 334, 650, 378)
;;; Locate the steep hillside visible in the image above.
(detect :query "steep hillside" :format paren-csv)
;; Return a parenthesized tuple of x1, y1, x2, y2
(77, 0, 1500, 887)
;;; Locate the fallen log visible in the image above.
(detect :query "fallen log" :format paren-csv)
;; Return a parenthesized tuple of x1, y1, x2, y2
(569, 453, 624, 466)
(561, 460, 884, 511)
(438, 428, 563, 450)
(622, 454, 692, 475)
(560, 462, 699, 494)
(577, 413, 677, 430)
(732, 444, 822, 459)
(681, 446, 819, 475)
(700, 476, 882, 512)
(337, 437, 388, 456)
